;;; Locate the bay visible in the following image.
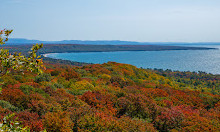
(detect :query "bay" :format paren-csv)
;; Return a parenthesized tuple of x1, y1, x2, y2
(45, 44, 220, 74)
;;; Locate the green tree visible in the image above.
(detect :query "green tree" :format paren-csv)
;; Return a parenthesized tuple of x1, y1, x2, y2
(0, 29, 44, 93)
(0, 113, 30, 132)
(0, 29, 44, 75)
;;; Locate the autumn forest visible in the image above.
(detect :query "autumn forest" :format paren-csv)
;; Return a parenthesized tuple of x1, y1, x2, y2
(0, 60, 220, 131)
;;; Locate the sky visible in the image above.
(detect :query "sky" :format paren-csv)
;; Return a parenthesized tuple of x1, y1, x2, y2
(1, 0, 220, 42)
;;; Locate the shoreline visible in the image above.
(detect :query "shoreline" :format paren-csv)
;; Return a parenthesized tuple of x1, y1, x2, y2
(41, 47, 218, 57)
(43, 53, 55, 57)
(42, 49, 220, 75)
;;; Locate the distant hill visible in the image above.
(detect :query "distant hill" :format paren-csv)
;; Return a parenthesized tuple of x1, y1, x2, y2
(6, 38, 151, 45)
(3, 44, 216, 56)
(6, 38, 220, 45)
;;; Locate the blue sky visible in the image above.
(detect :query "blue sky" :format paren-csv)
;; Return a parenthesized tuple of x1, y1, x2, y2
(1, 0, 220, 42)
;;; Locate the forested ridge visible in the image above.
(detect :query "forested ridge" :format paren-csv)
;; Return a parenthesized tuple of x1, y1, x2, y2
(3, 44, 215, 55)
(0, 62, 220, 131)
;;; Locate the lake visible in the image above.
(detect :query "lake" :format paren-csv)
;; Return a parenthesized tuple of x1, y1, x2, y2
(45, 44, 220, 74)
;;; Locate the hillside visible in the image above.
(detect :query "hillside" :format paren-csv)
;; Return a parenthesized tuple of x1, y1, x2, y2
(6, 38, 220, 46)
(3, 44, 215, 55)
(6, 38, 157, 45)
(0, 62, 220, 131)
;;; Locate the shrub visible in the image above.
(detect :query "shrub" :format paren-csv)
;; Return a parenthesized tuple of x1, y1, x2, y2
(44, 111, 73, 132)
(50, 70, 60, 76)
(0, 88, 27, 110)
(17, 111, 44, 132)
(61, 68, 80, 81)
(19, 85, 34, 95)
(34, 73, 51, 83)
(70, 80, 94, 91)
(13, 75, 25, 82)
(0, 100, 19, 112)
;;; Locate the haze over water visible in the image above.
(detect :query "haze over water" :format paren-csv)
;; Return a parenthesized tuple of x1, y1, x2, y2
(45, 44, 220, 74)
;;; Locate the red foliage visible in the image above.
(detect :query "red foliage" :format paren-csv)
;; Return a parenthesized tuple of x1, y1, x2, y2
(141, 88, 169, 98)
(61, 68, 80, 81)
(81, 91, 117, 115)
(17, 111, 44, 132)
(154, 106, 184, 131)
(0, 88, 27, 107)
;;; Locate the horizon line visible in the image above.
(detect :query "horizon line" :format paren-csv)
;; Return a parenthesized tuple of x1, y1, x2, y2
(7, 38, 220, 44)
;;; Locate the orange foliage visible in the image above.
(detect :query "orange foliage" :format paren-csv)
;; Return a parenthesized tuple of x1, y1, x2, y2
(0, 62, 220, 131)
(44, 111, 73, 132)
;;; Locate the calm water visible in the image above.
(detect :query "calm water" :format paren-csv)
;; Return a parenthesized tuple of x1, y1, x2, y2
(45, 45, 220, 74)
